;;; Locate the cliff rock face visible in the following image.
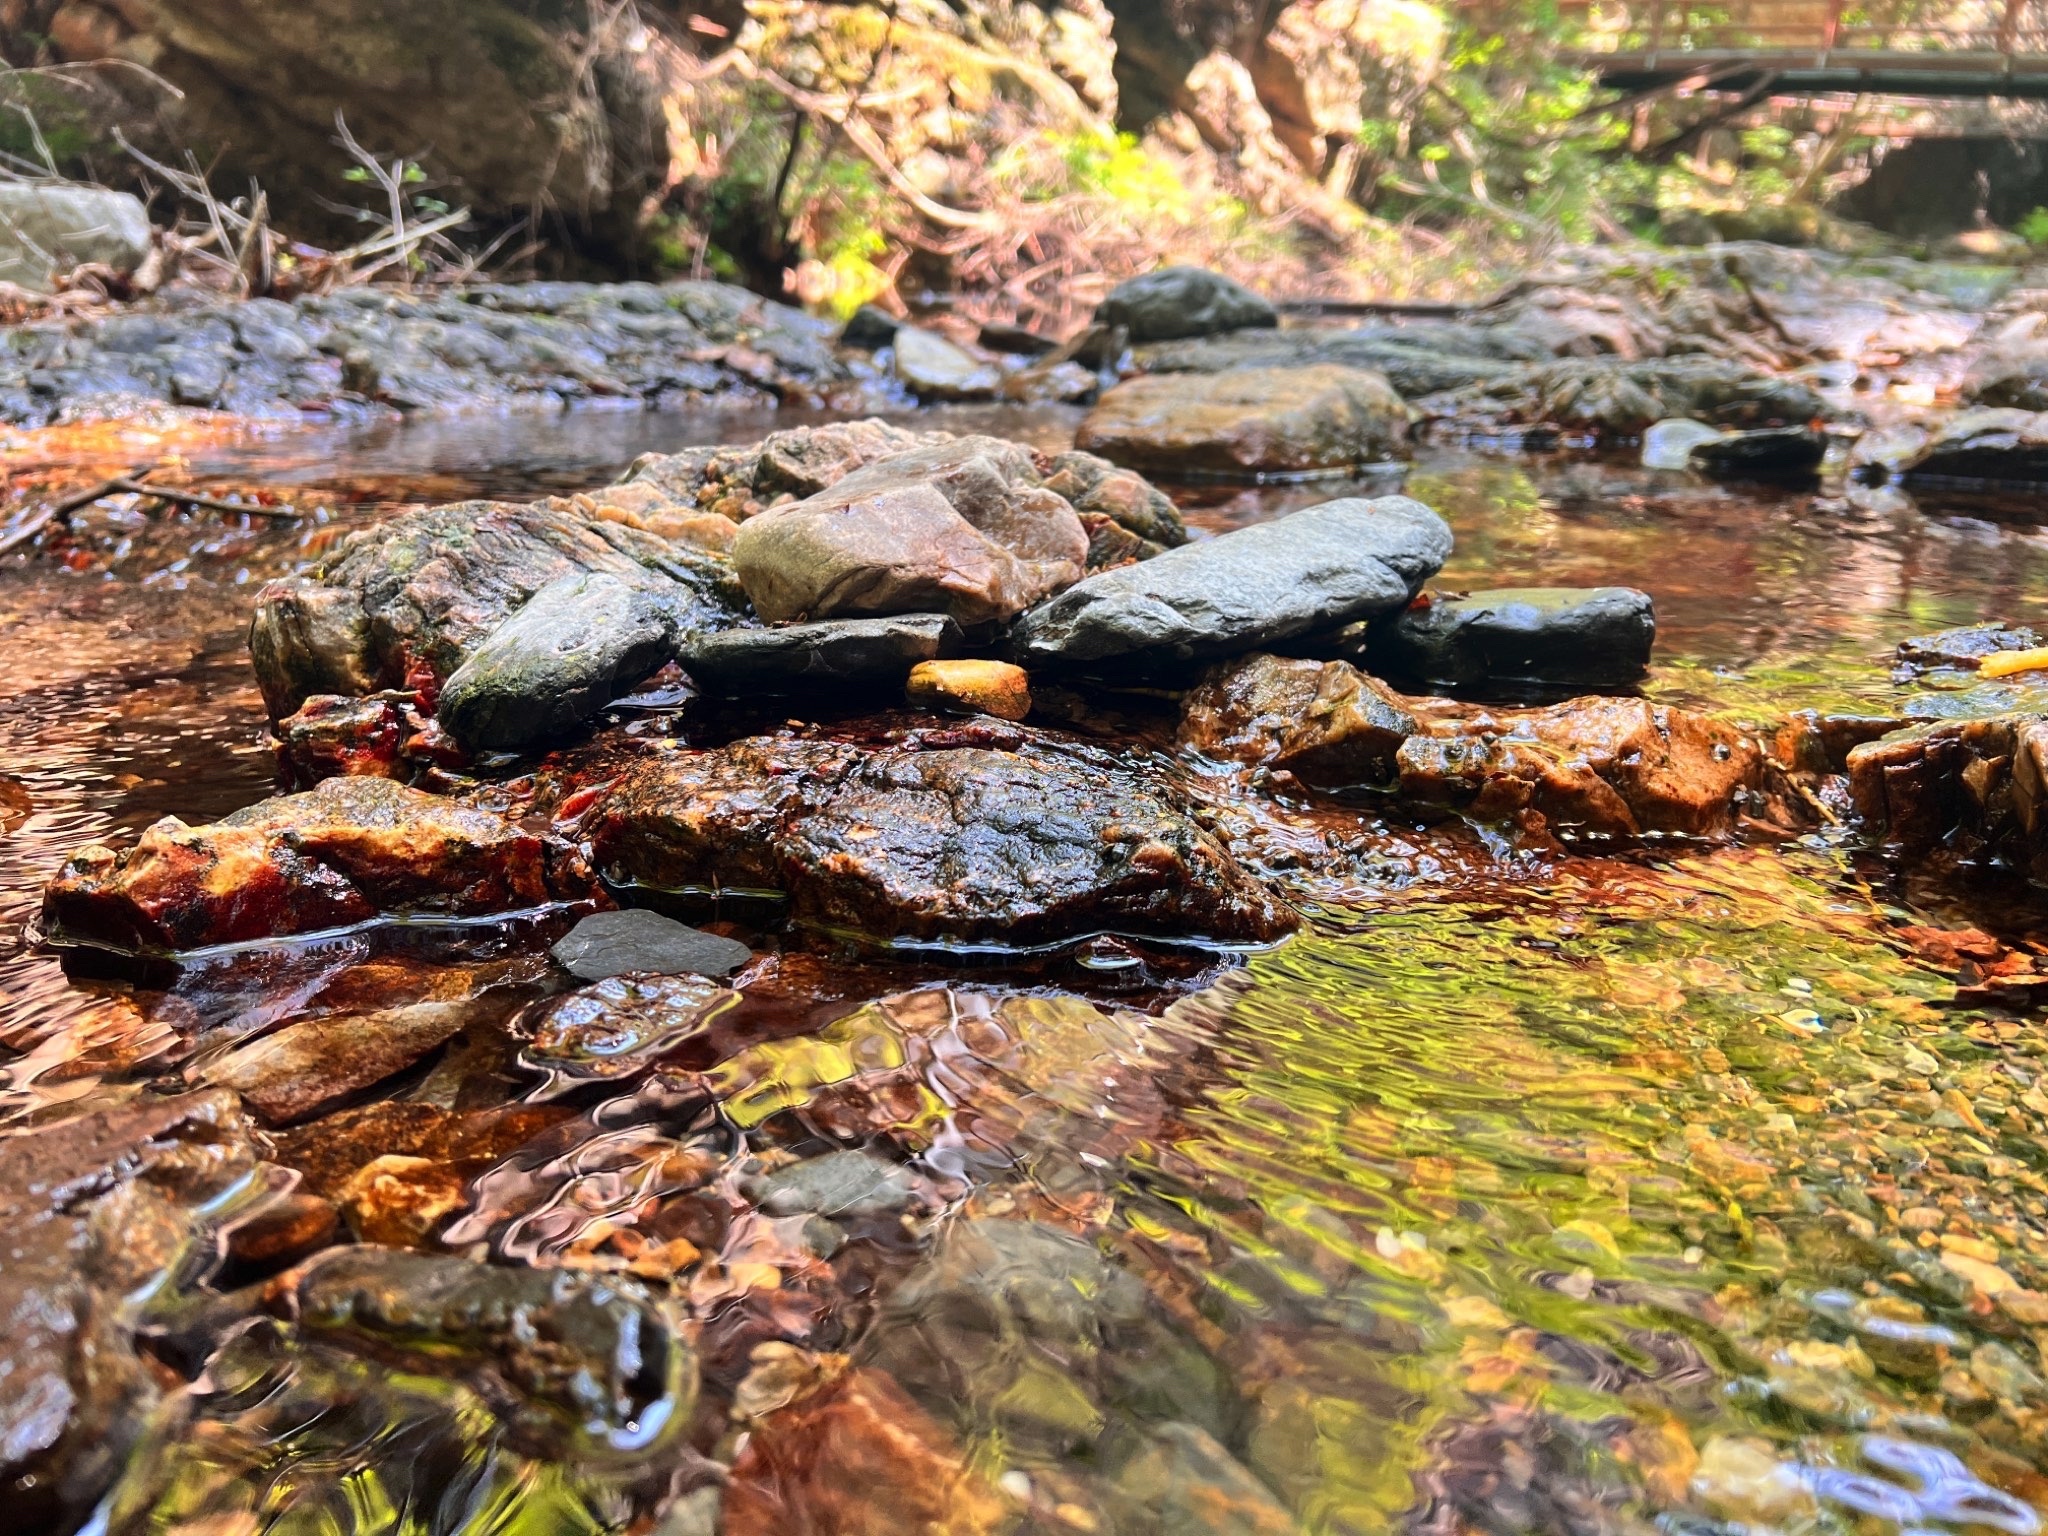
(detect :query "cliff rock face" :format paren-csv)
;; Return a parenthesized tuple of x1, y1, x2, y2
(14, 0, 668, 252)
(10, 0, 1440, 267)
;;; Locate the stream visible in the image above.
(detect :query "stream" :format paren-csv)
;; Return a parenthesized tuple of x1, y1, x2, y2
(8, 403, 2048, 1533)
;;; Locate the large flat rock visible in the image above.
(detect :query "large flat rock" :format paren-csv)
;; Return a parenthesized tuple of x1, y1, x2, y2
(1075, 363, 1410, 476)
(584, 726, 1294, 948)
(1008, 496, 1451, 671)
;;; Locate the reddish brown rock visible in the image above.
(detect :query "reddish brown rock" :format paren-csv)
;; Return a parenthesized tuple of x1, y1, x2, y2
(723, 1366, 1014, 1536)
(270, 1101, 576, 1200)
(1076, 363, 1409, 475)
(1847, 714, 2048, 878)
(202, 998, 485, 1125)
(1398, 697, 1770, 840)
(585, 726, 1293, 948)
(224, 1190, 339, 1268)
(43, 775, 587, 953)
(1179, 653, 1414, 785)
(275, 693, 405, 787)
(337, 1155, 472, 1246)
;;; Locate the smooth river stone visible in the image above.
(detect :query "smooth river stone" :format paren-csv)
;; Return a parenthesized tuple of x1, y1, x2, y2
(1094, 266, 1278, 343)
(680, 614, 961, 692)
(1359, 585, 1656, 692)
(551, 908, 754, 980)
(1008, 495, 1452, 671)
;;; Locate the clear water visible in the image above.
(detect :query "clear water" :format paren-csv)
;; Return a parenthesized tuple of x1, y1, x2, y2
(6, 405, 2048, 1534)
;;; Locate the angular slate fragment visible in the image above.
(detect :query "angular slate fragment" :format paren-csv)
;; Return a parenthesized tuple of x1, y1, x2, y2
(680, 613, 961, 693)
(551, 908, 754, 980)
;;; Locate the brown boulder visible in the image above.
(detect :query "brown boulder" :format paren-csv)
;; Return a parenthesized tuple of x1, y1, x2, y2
(730, 437, 1089, 624)
(1076, 363, 1410, 475)
(584, 726, 1294, 948)
(1847, 714, 2048, 878)
(44, 775, 586, 953)
(1179, 653, 1415, 785)
(1398, 696, 1770, 840)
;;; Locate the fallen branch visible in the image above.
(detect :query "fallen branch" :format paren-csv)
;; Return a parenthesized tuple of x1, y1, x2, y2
(114, 479, 301, 520)
(0, 468, 144, 558)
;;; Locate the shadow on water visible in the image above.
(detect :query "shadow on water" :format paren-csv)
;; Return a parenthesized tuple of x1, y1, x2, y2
(7, 404, 2048, 1531)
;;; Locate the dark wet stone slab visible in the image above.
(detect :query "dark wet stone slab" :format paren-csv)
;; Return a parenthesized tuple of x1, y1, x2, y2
(0, 1091, 259, 1527)
(586, 725, 1295, 948)
(1096, 267, 1278, 343)
(1689, 425, 1828, 479)
(290, 1245, 695, 1457)
(679, 614, 962, 694)
(1353, 586, 1656, 694)
(552, 908, 754, 980)
(1009, 496, 1450, 672)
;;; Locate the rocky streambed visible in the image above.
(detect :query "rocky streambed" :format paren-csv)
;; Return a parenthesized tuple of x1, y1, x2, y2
(10, 251, 2048, 1535)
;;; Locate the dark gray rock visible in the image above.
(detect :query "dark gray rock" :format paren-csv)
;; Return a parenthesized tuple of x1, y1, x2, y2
(438, 572, 683, 750)
(1688, 424, 1828, 478)
(1895, 622, 2046, 676)
(1900, 408, 2048, 483)
(978, 321, 1058, 356)
(1356, 586, 1656, 694)
(680, 614, 962, 693)
(840, 303, 901, 350)
(746, 1151, 921, 1218)
(250, 499, 746, 721)
(293, 1246, 694, 1457)
(1008, 496, 1452, 671)
(1096, 267, 1278, 344)
(551, 908, 753, 980)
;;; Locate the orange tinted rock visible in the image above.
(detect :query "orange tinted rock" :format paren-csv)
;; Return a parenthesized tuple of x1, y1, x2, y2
(1398, 697, 1769, 840)
(1177, 653, 1416, 786)
(1847, 713, 2048, 877)
(723, 1367, 1013, 1536)
(905, 659, 1033, 721)
(337, 1155, 471, 1246)
(224, 1190, 339, 1267)
(203, 999, 482, 1126)
(275, 693, 405, 787)
(270, 1101, 576, 1199)
(43, 775, 584, 952)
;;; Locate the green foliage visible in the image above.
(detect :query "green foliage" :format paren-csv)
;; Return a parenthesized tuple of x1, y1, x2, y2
(2019, 207, 2048, 247)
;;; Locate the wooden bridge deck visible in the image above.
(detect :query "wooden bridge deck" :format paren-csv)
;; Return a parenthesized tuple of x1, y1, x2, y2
(1559, 0, 2048, 96)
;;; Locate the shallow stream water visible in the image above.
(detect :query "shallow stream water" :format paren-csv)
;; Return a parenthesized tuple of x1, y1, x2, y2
(8, 404, 2048, 1534)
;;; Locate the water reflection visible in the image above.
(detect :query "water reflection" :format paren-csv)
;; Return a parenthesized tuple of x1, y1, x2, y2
(4, 411, 2048, 1530)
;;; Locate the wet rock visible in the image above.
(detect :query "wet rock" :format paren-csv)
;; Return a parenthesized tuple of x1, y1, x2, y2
(1075, 364, 1409, 476)
(225, 1190, 339, 1268)
(586, 727, 1295, 947)
(44, 774, 582, 953)
(271, 1100, 574, 1201)
(864, 1218, 1227, 1455)
(1362, 587, 1656, 694)
(275, 693, 406, 786)
(291, 1245, 693, 1456)
(1688, 424, 1828, 479)
(1177, 654, 1415, 787)
(1111, 1421, 1301, 1535)
(905, 658, 1033, 720)
(1397, 696, 1772, 840)
(1096, 266, 1279, 343)
(1009, 496, 1451, 672)
(0, 1092, 259, 1527)
(250, 499, 744, 720)
(519, 972, 737, 1081)
(1421, 356, 1825, 438)
(203, 996, 487, 1124)
(1133, 326, 1525, 397)
(745, 1151, 921, 1218)
(437, 571, 686, 751)
(680, 613, 962, 694)
(0, 183, 151, 291)
(551, 908, 753, 980)
(1896, 622, 2046, 675)
(723, 1365, 1014, 1536)
(978, 320, 1058, 356)
(1847, 713, 2048, 879)
(731, 437, 1088, 625)
(1689, 1437, 1815, 1524)
(337, 1155, 471, 1246)
(840, 304, 901, 351)
(618, 422, 1185, 555)
(1899, 407, 2048, 483)
(0, 280, 850, 429)
(1640, 416, 1728, 469)
(892, 326, 1000, 400)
